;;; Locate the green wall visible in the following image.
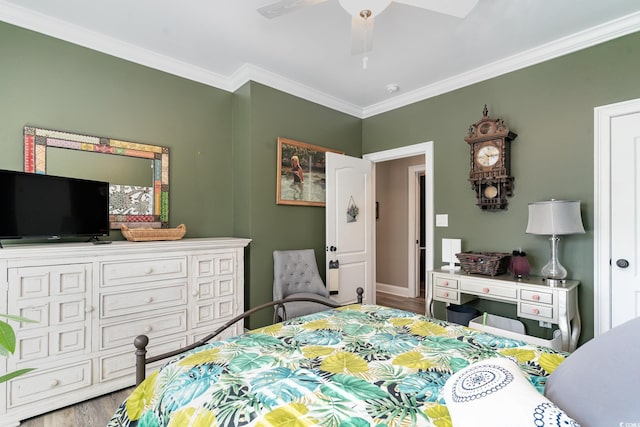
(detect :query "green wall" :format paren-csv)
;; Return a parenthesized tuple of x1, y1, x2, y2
(0, 22, 235, 237)
(363, 31, 640, 342)
(233, 82, 362, 327)
(2, 19, 639, 341)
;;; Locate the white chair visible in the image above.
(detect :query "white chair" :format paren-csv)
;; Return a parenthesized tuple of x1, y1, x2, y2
(273, 249, 335, 320)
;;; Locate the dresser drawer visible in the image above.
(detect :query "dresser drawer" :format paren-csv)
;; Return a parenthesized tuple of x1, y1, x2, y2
(13, 324, 89, 366)
(520, 289, 553, 304)
(434, 276, 459, 289)
(8, 264, 91, 298)
(101, 256, 188, 286)
(99, 337, 188, 382)
(519, 302, 554, 320)
(100, 283, 188, 318)
(100, 310, 187, 349)
(193, 277, 236, 300)
(7, 360, 92, 408)
(193, 252, 236, 278)
(460, 281, 517, 299)
(192, 296, 235, 328)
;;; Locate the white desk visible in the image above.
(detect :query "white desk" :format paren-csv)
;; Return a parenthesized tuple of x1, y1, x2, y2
(426, 269, 581, 352)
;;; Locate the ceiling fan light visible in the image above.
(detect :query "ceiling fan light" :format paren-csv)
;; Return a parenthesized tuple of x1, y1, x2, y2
(338, 0, 391, 17)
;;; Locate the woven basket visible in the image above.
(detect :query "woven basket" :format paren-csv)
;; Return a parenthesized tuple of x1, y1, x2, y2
(121, 224, 186, 242)
(456, 252, 511, 276)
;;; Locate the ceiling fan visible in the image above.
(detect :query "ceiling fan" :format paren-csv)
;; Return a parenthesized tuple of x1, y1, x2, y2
(258, 0, 479, 58)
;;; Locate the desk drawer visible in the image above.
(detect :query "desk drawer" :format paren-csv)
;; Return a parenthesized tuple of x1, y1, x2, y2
(460, 281, 517, 299)
(520, 289, 553, 305)
(101, 257, 187, 286)
(519, 303, 553, 320)
(434, 288, 459, 303)
(434, 276, 459, 289)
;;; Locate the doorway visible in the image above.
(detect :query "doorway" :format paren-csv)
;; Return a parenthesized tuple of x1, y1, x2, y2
(363, 142, 434, 310)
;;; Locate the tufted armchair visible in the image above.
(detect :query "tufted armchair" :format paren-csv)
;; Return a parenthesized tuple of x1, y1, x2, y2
(273, 249, 335, 320)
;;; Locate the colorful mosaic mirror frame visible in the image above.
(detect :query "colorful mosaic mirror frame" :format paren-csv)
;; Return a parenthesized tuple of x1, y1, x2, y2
(23, 126, 169, 229)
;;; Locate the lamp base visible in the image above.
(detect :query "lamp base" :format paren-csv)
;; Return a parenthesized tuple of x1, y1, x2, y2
(542, 277, 566, 287)
(541, 235, 568, 280)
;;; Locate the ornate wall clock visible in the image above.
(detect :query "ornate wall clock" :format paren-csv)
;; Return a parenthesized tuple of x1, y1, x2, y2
(464, 105, 518, 210)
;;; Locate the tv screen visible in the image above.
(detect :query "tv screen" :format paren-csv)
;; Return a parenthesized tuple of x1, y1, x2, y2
(0, 169, 110, 240)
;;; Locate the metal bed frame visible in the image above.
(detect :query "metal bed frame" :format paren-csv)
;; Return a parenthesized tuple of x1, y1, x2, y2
(134, 287, 364, 385)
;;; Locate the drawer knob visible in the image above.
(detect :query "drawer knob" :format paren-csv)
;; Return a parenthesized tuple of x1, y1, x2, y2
(532, 308, 540, 315)
(49, 379, 59, 387)
(145, 267, 153, 274)
(482, 287, 490, 293)
(532, 295, 540, 301)
(192, 290, 199, 297)
(443, 292, 449, 297)
(85, 306, 94, 313)
(442, 281, 449, 286)
(144, 326, 152, 333)
(144, 297, 152, 304)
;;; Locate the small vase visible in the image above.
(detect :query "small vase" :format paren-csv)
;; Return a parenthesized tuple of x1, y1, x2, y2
(509, 250, 531, 278)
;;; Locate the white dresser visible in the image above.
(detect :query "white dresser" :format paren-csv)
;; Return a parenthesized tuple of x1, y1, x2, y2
(0, 237, 250, 427)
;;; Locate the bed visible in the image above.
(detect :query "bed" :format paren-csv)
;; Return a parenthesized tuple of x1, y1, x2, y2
(108, 292, 579, 427)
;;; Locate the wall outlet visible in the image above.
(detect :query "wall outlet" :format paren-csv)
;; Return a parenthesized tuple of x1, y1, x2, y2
(539, 321, 552, 328)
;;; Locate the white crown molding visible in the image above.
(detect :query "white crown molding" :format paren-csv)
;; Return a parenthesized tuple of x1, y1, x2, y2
(0, 1, 234, 91)
(228, 64, 363, 118)
(2, 1, 639, 120)
(363, 11, 640, 118)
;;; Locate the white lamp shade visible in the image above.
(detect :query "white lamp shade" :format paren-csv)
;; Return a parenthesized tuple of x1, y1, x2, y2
(338, 0, 392, 16)
(526, 200, 585, 235)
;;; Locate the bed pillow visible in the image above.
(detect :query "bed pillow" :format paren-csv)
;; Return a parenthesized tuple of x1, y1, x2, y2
(443, 357, 579, 427)
(544, 316, 640, 426)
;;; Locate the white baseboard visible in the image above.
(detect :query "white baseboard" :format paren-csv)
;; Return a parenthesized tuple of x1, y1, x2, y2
(376, 283, 414, 298)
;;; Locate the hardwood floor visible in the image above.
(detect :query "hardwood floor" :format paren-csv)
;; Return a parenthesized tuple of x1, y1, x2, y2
(18, 288, 425, 425)
(376, 289, 426, 315)
(19, 387, 133, 427)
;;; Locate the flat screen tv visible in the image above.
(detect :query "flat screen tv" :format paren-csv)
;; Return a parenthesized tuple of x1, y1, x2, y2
(0, 169, 110, 241)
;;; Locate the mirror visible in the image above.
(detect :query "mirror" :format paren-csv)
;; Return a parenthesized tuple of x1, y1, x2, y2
(23, 126, 169, 229)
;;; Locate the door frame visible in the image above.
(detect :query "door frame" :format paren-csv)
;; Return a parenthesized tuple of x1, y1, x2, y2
(408, 164, 426, 298)
(364, 142, 434, 297)
(594, 97, 640, 336)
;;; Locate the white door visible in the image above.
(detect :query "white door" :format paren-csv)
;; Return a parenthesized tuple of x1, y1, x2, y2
(325, 152, 373, 304)
(610, 110, 640, 328)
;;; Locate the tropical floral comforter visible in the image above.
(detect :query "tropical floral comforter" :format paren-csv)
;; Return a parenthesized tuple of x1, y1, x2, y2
(108, 305, 567, 427)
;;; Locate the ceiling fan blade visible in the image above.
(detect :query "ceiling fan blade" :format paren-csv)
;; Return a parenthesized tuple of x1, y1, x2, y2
(393, 0, 479, 18)
(257, 0, 329, 19)
(350, 15, 374, 55)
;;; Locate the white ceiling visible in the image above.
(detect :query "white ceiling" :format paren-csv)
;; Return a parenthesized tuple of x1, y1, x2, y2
(2, 0, 640, 118)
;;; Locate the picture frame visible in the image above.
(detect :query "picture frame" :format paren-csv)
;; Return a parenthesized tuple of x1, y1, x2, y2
(24, 126, 169, 229)
(276, 137, 343, 207)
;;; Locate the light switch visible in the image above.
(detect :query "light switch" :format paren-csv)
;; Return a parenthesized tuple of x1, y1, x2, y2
(436, 214, 448, 227)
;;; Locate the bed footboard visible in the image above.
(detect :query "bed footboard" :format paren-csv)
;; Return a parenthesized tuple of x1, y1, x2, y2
(134, 287, 364, 385)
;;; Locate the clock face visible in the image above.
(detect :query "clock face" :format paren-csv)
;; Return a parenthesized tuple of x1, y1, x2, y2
(477, 145, 500, 167)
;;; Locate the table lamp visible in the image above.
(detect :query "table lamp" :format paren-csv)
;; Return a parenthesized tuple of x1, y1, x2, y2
(526, 200, 585, 281)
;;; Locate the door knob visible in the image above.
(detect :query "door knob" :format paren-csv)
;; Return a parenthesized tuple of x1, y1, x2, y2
(616, 259, 630, 268)
(616, 258, 629, 268)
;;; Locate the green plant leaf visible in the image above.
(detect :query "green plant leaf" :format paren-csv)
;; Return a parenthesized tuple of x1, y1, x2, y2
(0, 368, 35, 384)
(0, 321, 16, 355)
